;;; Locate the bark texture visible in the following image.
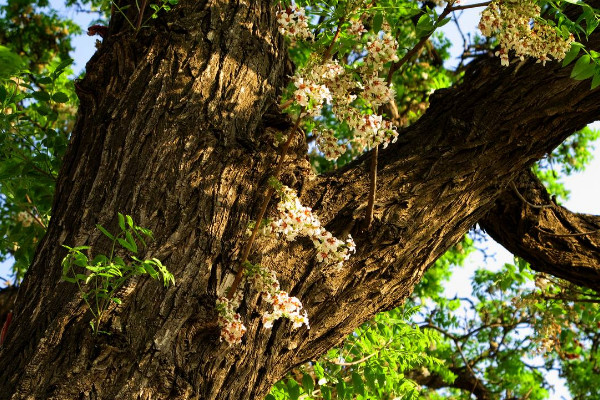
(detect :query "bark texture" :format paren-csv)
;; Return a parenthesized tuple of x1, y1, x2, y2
(0, 0, 599, 399)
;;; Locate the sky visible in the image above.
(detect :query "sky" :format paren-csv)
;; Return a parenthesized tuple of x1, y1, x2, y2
(1, 2, 599, 398)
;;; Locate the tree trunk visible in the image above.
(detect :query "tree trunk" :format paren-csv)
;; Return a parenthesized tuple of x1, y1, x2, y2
(1, 1, 600, 399)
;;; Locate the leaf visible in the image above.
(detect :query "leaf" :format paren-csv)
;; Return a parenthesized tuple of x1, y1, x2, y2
(265, 395, 276, 400)
(32, 91, 51, 102)
(302, 373, 314, 395)
(321, 385, 332, 400)
(352, 372, 365, 397)
(571, 55, 595, 80)
(125, 231, 138, 253)
(96, 224, 115, 240)
(118, 213, 126, 231)
(52, 92, 69, 103)
(336, 380, 347, 399)
(416, 14, 434, 38)
(0, 46, 24, 79)
(286, 379, 300, 400)
(126, 214, 134, 228)
(563, 46, 581, 67)
(372, 12, 383, 33)
(435, 16, 451, 29)
(143, 262, 158, 279)
(592, 70, 600, 89)
(112, 297, 122, 304)
(117, 237, 135, 252)
(0, 85, 7, 103)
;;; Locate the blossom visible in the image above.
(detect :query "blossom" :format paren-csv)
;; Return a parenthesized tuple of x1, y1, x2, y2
(276, 6, 313, 43)
(216, 293, 247, 345)
(479, 0, 574, 66)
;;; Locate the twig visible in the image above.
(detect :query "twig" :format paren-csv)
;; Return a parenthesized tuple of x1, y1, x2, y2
(322, 17, 346, 60)
(136, 0, 148, 31)
(510, 182, 553, 209)
(24, 194, 47, 229)
(226, 110, 304, 299)
(363, 145, 378, 230)
(328, 338, 393, 366)
(448, 1, 491, 11)
(534, 226, 600, 237)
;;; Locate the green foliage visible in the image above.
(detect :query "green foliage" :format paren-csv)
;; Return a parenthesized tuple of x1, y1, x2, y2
(61, 213, 174, 334)
(269, 306, 443, 400)
(0, 46, 76, 282)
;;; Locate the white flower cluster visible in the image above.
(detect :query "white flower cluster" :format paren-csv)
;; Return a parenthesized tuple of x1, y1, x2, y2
(287, 26, 399, 160)
(479, 0, 574, 66)
(276, 5, 313, 43)
(365, 32, 400, 69)
(293, 77, 332, 117)
(216, 293, 247, 346)
(16, 211, 34, 228)
(265, 185, 356, 269)
(246, 264, 309, 329)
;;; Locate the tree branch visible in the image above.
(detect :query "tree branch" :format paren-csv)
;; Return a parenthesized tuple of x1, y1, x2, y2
(480, 169, 600, 292)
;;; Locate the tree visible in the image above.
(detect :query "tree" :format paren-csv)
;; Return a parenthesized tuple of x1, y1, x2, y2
(1, 0, 600, 398)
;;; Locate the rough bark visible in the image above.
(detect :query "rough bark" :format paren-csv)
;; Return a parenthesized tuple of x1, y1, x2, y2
(0, 0, 599, 399)
(481, 169, 600, 292)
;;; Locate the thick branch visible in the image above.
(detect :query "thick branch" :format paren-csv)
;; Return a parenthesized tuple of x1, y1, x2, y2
(407, 366, 493, 400)
(480, 169, 600, 292)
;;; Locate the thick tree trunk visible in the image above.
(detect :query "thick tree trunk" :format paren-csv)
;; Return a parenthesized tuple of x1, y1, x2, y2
(1, 1, 600, 399)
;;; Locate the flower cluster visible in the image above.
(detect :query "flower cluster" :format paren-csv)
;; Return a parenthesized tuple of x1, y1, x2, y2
(293, 77, 332, 117)
(216, 292, 246, 346)
(246, 263, 309, 329)
(279, 13, 400, 161)
(16, 211, 34, 227)
(479, 0, 574, 66)
(276, 5, 313, 43)
(365, 32, 400, 69)
(264, 184, 356, 269)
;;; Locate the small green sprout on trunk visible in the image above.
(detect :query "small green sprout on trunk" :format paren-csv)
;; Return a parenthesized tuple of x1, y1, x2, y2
(61, 213, 174, 335)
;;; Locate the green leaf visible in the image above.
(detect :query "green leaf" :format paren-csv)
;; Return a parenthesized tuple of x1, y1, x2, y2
(125, 231, 138, 253)
(118, 213, 126, 231)
(321, 385, 331, 400)
(372, 12, 383, 33)
(571, 54, 595, 80)
(143, 262, 158, 279)
(435, 17, 451, 29)
(0, 46, 24, 79)
(416, 14, 434, 38)
(286, 379, 300, 400)
(126, 214, 134, 228)
(302, 373, 314, 395)
(352, 372, 365, 397)
(112, 297, 122, 304)
(563, 46, 581, 67)
(52, 92, 69, 103)
(265, 395, 276, 400)
(336, 380, 347, 399)
(0, 85, 7, 103)
(96, 224, 115, 240)
(117, 237, 135, 252)
(32, 91, 51, 102)
(592, 70, 600, 89)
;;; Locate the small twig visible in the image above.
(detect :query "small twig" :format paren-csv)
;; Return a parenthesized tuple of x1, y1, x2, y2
(510, 182, 553, 209)
(534, 226, 600, 237)
(227, 110, 304, 299)
(135, 0, 148, 31)
(322, 17, 345, 60)
(24, 194, 46, 229)
(448, 1, 491, 11)
(328, 338, 393, 366)
(363, 145, 378, 230)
